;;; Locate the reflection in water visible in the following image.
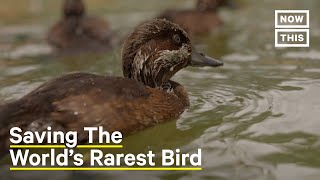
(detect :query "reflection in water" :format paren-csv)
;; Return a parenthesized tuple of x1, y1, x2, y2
(283, 50, 320, 60)
(1, 0, 320, 180)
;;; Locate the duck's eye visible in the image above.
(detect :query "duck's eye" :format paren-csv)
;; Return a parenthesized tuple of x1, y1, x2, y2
(173, 34, 181, 44)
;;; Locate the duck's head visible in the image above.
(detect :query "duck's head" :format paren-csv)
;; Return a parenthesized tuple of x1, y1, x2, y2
(196, 0, 234, 11)
(122, 19, 223, 89)
(63, 0, 85, 18)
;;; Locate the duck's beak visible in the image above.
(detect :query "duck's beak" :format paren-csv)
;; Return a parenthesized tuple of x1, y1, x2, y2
(190, 51, 223, 67)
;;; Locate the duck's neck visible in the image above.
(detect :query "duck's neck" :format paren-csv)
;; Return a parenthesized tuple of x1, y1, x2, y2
(62, 1, 85, 33)
(63, 16, 82, 34)
(138, 78, 189, 106)
(63, 13, 84, 20)
(167, 80, 190, 107)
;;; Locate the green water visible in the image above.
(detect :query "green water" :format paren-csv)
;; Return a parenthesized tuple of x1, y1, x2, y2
(1, 0, 320, 179)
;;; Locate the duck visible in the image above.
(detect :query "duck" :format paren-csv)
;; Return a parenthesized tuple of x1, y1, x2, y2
(0, 19, 223, 155)
(47, 0, 113, 54)
(157, 0, 233, 35)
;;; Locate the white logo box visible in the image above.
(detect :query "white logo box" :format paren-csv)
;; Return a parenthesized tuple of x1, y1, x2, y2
(275, 10, 309, 28)
(275, 29, 309, 47)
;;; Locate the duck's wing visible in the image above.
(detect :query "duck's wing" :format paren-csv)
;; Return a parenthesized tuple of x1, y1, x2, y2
(26, 72, 149, 101)
(0, 73, 149, 146)
(0, 72, 149, 125)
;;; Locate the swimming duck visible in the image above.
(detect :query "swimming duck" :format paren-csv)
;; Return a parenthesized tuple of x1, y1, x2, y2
(47, 0, 113, 53)
(157, 0, 233, 35)
(0, 19, 223, 153)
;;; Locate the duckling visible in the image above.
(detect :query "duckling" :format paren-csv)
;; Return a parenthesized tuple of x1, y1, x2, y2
(157, 0, 233, 35)
(47, 0, 113, 54)
(0, 19, 223, 154)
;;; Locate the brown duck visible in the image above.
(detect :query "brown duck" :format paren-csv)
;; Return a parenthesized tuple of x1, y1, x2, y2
(157, 0, 233, 35)
(0, 19, 223, 155)
(47, 0, 113, 53)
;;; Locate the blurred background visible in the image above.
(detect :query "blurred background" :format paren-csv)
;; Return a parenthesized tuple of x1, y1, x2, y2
(0, 0, 320, 179)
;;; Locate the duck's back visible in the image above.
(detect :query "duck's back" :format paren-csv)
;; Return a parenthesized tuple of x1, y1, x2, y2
(0, 73, 187, 151)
